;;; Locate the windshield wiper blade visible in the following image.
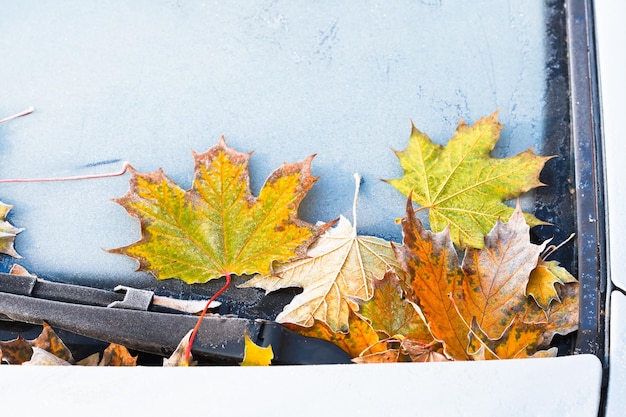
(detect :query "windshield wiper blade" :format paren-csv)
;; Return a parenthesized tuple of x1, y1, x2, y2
(0, 273, 351, 365)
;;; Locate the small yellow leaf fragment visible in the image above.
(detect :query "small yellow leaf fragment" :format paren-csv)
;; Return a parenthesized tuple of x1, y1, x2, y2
(0, 202, 23, 258)
(527, 259, 578, 311)
(240, 332, 273, 366)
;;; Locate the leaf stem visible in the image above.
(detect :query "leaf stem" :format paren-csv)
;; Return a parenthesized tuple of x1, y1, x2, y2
(184, 271, 232, 363)
(352, 173, 362, 233)
(0, 107, 34, 124)
(0, 162, 130, 183)
(541, 233, 576, 260)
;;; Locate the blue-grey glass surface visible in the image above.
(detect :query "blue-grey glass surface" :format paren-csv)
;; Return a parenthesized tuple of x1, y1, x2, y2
(0, 1, 549, 284)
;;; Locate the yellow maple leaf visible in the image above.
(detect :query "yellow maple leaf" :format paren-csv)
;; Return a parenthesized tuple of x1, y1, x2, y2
(527, 259, 578, 311)
(110, 137, 324, 283)
(0, 202, 23, 258)
(240, 332, 273, 366)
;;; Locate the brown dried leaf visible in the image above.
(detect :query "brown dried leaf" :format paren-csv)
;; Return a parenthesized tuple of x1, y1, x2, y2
(394, 196, 469, 360)
(33, 322, 74, 364)
(0, 335, 33, 364)
(461, 205, 546, 339)
(99, 344, 137, 366)
(352, 349, 400, 364)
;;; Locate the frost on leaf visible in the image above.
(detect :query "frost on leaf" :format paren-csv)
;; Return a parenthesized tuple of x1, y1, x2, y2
(111, 137, 325, 283)
(467, 318, 555, 360)
(98, 344, 138, 366)
(386, 112, 551, 248)
(242, 174, 402, 332)
(0, 202, 23, 258)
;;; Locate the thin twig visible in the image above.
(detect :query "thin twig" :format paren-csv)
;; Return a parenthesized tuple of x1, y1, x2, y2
(0, 107, 34, 124)
(0, 162, 131, 183)
(352, 173, 362, 233)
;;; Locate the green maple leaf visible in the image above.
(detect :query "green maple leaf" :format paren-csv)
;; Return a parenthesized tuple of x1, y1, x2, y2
(110, 137, 323, 284)
(386, 112, 551, 248)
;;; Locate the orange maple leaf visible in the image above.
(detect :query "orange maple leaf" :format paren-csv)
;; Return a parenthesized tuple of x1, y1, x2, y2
(393, 196, 470, 360)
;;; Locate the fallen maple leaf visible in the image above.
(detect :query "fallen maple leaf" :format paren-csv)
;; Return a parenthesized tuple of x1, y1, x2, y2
(242, 174, 402, 332)
(32, 322, 75, 363)
(467, 318, 556, 360)
(460, 203, 546, 339)
(0, 322, 73, 364)
(352, 348, 401, 364)
(98, 344, 138, 366)
(521, 281, 579, 346)
(393, 196, 470, 360)
(111, 137, 323, 284)
(386, 112, 551, 248)
(240, 332, 273, 366)
(401, 339, 449, 362)
(0, 202, 23, 258)
(0, 335, 32, 364)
